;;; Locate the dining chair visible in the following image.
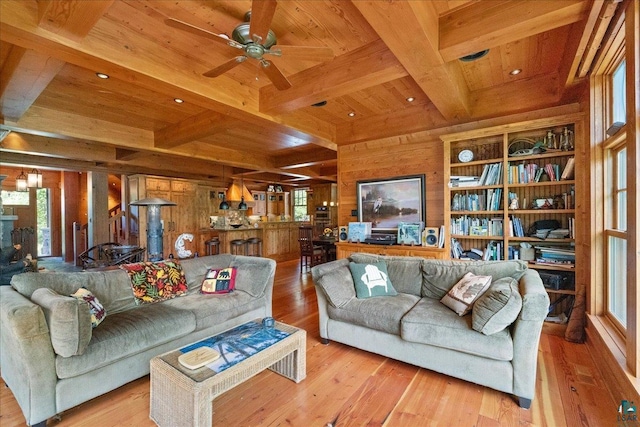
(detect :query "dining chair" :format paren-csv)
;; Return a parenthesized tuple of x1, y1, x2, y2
(298, 225, 325, 273)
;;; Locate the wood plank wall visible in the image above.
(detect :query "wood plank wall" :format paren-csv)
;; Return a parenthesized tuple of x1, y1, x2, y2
(336, 103, 584, 231)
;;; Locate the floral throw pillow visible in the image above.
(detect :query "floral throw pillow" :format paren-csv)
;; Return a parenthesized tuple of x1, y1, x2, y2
(71, 287, 106, 328)
(121, 260, 188, 305)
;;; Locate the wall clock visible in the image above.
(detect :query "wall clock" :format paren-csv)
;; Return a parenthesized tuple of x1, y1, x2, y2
(458, 149, 474, 163)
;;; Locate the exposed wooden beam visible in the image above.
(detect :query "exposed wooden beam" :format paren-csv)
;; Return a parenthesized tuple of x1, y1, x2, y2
(577, 0, 620, 78)
(259, 39, 407, 115)
(37, 0, 115, 42)
(0, 46, 65, 121)
(353, 1, 471, 121)
(115, 148, 144, 161)
(439, 0, 587, 62)
(274, 150, 337, 169)
(154, 110, 238, 149)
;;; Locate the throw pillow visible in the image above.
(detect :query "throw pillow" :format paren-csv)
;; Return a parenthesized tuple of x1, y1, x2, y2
(472, 277, 523, 335)
(121, 260, 188, 305)
(440, 272, 492, 316)
(201, 267, 237, 294)
(31, 287, 92, 357)
(71, 288, 106, 328)
(348, 261, 398, 299)
(315, 265, 356, 308)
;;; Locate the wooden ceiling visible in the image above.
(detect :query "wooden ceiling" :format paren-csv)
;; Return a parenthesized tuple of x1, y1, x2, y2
(0, 0, 612, 188)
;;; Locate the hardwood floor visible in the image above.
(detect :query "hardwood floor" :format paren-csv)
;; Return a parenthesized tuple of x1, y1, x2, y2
(0, 259, 617, 426)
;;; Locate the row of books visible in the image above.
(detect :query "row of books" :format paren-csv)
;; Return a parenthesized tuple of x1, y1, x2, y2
(534, 245, 575, 268)
(451, 189, 502, 211)
(452, 240, 576, 265)
(450, 216, 503, 237)
(506, 158, 575, 183)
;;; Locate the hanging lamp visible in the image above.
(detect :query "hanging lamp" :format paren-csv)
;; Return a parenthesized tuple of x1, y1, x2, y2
(238, 175, 248, 210)
(27, 168, 42, 188)
(15, 169, 28, 192)
(219, 166, 229, 210)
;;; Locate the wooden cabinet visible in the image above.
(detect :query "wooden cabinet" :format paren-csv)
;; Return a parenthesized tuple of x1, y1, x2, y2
(261, 222, 300, 261)
(441, 113, 586, 326)
(336, 242, 446, 260)
(129, 175, 199, 258)
(266, 192, 289, 217)
(252, 191, 267, 216)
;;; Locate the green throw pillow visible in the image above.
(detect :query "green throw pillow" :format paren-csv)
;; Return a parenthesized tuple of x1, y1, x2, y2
(472, 277, 523, 335)
(348, 261, 397, 299)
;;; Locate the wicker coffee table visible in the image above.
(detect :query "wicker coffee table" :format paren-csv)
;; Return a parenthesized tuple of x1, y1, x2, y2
(150, 320, 306, 427)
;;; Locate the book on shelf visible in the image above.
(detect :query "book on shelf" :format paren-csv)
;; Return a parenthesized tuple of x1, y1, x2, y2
(449, 176, 481, 187)
(478, 163, 502, 186)
(560, 157, 575, 180)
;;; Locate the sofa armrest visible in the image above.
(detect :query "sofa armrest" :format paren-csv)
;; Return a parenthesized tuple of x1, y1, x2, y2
(0, 286, 57, 426)
(511, 269, 550, 400)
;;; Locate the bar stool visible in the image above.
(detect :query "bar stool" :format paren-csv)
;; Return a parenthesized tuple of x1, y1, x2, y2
(204, 238, 220, 256)
(245, 237, 263, 257)
(229, 239, 247, 255)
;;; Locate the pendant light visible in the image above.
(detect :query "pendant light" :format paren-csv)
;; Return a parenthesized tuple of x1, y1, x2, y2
(238, 175, 248, 210)
(219, 166, 229, 210)
(27, 168, 42, 188)
(15, 169, 28, 192)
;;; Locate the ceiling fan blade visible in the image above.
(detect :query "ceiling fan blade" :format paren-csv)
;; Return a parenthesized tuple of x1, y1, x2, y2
(260, 59, 291, 90)
(203, 56, 247, 78)
(249, 0, 277, 42)
(271, 45, 335, 62)
(164, 18, 244, 50)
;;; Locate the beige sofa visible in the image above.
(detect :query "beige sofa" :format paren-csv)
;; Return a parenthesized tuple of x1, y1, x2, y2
(312, 254, 549, 408)
(0, 254, 275, 427)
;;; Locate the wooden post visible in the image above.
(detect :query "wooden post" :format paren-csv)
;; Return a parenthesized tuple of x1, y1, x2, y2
(87, 171, 109, 248)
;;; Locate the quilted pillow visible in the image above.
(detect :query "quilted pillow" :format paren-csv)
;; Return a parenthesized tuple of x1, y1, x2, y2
(31, 287, 92, 357)
(121, 260, 188, 305)
(472, 277, 523, 335)
(201, 267, 236, 294)
(71, 288, 106, 327)
(348, 261, 398, 299)
(440, 272, 492, 316)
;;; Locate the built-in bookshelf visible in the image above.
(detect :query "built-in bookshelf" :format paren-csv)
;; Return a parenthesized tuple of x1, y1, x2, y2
(441, 113, 585, 326)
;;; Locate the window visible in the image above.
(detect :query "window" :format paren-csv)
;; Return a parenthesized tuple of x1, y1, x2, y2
(1, 190, 29, 205)
(605, 144, 627, 330)
(612, 60, 626, 124)
(292, 189, 309, 221)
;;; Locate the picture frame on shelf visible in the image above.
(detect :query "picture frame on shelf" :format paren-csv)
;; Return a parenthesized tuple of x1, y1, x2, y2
(357, 174, 426, 233)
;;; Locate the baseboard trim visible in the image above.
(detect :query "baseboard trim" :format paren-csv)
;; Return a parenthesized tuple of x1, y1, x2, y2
(586, 314, 640, 403)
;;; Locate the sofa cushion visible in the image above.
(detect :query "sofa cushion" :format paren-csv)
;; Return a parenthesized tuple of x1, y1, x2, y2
(163, 290, 266, 331)
(401, 298, 513, 361)
(421, 259, 528, 299)
(349, 261, 397, 299)
(327, 293, 420, 335)
(314, 265, 356, 308)
(31, 288, 92, 358)
(121, 260, 188, 304)
(440, 272, 492, 316)
(350, 254, 422, 296)
(55, 302, 196, 379)
(472, 277, 522, 335)
(71, 288, 106, 328)
(11, 270, 138, 315)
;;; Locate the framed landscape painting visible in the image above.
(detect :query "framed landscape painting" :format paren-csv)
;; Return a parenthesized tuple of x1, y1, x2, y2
(357, 174, 426, 232)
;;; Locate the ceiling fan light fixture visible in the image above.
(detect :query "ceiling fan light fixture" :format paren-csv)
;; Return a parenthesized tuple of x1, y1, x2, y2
(459, 49, 490, 62)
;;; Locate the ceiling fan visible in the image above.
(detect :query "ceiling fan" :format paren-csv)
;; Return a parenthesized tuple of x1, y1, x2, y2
(165, 0, 334, 90)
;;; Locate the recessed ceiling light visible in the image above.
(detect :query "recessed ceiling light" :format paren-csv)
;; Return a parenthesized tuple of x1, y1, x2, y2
(348, 112, 356, 117)
(174, 98, 184, 104)
(96, 72, 110, 79)
(311, 100, 327, 107)
(406, 97, 415, 102)
(509, 69, 522, 75)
